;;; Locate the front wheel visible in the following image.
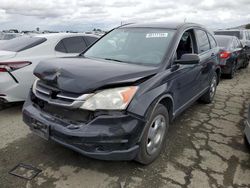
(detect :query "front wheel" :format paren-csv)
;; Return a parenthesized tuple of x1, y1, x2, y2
(199, 73, 217, 104)
(135, 104, 169, 165)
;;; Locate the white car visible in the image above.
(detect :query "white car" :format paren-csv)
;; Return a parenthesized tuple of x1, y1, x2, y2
(0, 33, 99, 103)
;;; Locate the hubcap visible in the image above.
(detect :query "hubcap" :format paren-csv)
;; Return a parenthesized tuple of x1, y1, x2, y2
(146, 115, 166, 155)
(210, 76, 217, 98)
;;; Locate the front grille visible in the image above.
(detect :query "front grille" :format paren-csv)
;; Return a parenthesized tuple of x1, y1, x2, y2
(33, 80, 90, 108)
(32, 95, 93, 124)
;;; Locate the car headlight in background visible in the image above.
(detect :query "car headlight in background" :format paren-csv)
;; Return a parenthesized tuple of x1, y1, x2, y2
(80, 86, 138, 111)
(32, 78, 39, 94)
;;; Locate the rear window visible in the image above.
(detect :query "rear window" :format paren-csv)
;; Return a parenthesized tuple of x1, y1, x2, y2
(214, 31, 242, 39)
(55, 36, 87, 53)
(214, 36, 231, 48)
(0, 36, 47, 52)
(85, 36, 98, 45)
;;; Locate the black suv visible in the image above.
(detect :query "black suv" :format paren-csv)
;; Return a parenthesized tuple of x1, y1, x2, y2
(23, 22, 221, 164)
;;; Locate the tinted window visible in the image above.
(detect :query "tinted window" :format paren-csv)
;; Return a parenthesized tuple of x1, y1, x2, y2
(0, 36, 47, 52)
(84, 28, 175, 66)
(56, 37, 87, 53)
(55, 41, 67, 53)
(215, 36, 231, 48)
(195, 30, 210, 53)
(208, 34, 217, 48)
(246, 31, 250, 40)
(235, 38, 242, 48)
(214, 31, 242, 39)
(85, 36, 98, 45)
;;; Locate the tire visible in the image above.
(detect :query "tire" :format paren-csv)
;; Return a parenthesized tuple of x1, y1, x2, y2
(199, 73, 217, 104)
(244, 136, 250, 150)
(243, 60, 249, 68)
(135, 104, 169, 165)
(228, 62, 236, 79)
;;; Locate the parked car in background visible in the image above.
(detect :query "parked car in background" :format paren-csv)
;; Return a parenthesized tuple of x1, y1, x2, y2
(23, 22, 221, 164)
(0, 33, 22, 40)
(0, 33, 22, 44)
(215, 35, 249, 78)
(0, 33, 99, 103)
(214, 29, 250, 58)
(244, 105, 250, 147)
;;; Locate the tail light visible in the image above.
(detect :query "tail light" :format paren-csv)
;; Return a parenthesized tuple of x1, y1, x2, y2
(0, 61, 31, 72)
(219, 51, 231, 59)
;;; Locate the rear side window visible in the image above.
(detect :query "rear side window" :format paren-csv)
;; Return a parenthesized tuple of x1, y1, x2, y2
(85, 36, 98, 45)
(55, 36, 87, 53)
(195, 30, 210, 53)
(0, 36, 47, 52)
(235, 38, 242, 48)
(208, 34, 217, 49)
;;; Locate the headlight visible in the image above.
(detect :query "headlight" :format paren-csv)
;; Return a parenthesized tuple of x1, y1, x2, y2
(32, 78, 39, 94)
(80, 86, 138, 111)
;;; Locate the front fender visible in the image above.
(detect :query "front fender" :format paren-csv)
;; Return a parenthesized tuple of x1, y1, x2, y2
(127, 83, 171, 118)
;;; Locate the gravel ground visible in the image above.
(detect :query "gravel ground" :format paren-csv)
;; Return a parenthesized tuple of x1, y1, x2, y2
(0, 66, 249, 188)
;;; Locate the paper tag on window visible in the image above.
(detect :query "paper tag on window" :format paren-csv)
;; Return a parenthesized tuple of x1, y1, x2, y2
(146, 33, 168, 38)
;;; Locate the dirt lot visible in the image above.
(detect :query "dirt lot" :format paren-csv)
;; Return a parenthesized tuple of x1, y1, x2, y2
(0, 67, 250, 188)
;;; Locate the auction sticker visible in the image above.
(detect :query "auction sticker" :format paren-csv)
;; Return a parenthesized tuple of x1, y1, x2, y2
(146, 33, 168, 38)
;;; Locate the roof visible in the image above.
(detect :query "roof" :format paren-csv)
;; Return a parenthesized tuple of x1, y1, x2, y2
(32, 33, 99, 39)
(214, 35, 235, 39)
(215, 29, 242, 32)
(120, 22, 203, 29)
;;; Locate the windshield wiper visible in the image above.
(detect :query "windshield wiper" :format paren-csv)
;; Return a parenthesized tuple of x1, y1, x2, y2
(104, 58, 123, 62)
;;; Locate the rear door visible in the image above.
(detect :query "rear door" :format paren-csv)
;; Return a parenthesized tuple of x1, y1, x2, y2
(170, 29, 203, 110)
(195, 29, 218, 90)
(55, 36, 88, 57)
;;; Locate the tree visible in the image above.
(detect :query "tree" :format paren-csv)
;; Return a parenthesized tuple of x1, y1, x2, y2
(245, 24, 250, 29)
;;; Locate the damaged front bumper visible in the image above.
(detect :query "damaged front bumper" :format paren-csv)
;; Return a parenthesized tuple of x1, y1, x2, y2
(22, 95, 145, 161)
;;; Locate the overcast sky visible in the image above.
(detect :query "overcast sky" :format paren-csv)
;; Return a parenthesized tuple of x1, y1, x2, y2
(0, 0, 250, 32)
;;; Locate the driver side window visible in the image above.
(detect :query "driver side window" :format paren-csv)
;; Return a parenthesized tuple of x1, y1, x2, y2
(176, 30, 196, 60)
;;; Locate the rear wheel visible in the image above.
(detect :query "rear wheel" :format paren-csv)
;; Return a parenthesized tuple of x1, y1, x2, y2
(135, 104, 169, 165)
(244, 136, 250, 150)
(199, 73, 217, 104)
(228, 62, 237, 79)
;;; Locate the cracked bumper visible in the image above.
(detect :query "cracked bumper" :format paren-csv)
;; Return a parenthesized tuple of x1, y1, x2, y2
(22, 96, 145, 161)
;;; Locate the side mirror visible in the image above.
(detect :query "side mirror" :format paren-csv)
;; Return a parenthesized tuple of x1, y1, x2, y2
(175, 54, 200, 65)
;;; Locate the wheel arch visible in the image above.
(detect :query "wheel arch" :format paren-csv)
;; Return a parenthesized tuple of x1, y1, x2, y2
(215, 67, 221, 85)
(145, 94, 175, 122)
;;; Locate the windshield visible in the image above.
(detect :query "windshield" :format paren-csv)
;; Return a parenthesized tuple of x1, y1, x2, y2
(84, 28, 175, 66)
(214, 31, 242, 39)
(0, 36, 47, 52)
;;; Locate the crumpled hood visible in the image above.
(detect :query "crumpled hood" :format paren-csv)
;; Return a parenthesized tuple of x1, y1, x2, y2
(34, 57, 158, 93)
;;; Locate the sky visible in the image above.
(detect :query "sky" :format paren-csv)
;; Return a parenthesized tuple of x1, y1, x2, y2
(0, 0, 250, 32)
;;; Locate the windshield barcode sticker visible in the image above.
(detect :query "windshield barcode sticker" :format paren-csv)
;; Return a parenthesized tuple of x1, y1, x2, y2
(146, 33, 168, 38)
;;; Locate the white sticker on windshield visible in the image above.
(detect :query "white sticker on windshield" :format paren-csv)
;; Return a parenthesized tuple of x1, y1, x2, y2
(146, 33, 168, 38)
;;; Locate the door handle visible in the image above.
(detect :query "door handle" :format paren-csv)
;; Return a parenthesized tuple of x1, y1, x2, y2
(211, 53, 215, 57)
